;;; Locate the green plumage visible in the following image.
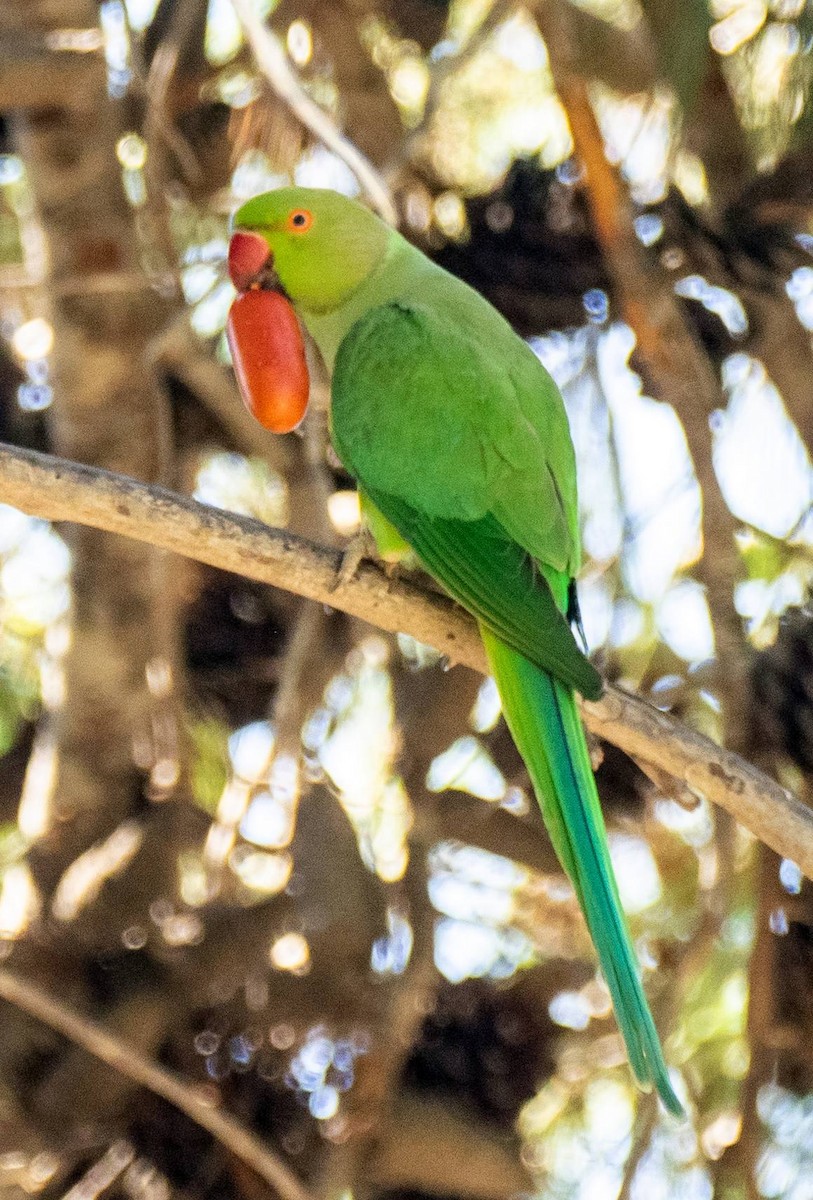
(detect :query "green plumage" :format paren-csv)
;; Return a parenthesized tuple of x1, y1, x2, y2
(234, 187, 683, 1115)
(332, 301, 579, 573)
(356, 487, 602, 702)
(482, 630, 681, 1112)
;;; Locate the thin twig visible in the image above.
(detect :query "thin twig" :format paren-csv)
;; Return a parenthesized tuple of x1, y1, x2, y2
(230, 0, 398, 226)
(0, 969, 314, 1200)
(1, 441, 813, 875)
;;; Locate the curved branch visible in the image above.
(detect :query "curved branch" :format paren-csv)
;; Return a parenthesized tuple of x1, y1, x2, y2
(2, 441, 812, 876)
(0, 969, 314, 1200)
(231, 0, 398, 227)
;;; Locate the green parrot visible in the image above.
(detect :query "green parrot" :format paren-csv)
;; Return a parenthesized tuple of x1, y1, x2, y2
(229, 186, 682, 1116)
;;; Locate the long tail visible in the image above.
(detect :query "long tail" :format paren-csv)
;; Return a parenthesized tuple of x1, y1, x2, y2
(482, 626, 683, 1117)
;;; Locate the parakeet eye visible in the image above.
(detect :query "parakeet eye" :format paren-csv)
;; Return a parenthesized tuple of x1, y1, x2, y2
(287, 209, 313, 233)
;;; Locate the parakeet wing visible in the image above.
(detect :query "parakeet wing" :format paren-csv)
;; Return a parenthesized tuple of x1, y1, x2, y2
(360, 488, 601, 699)
(331, 301, 580, 575)
(331, 302, 601, 699)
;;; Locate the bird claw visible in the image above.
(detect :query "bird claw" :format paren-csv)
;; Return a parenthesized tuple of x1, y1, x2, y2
(381, 558, 404, 584)
(333, 529, 379, 589)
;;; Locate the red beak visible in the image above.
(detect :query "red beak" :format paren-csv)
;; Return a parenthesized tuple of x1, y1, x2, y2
(228, 230, 271, 292)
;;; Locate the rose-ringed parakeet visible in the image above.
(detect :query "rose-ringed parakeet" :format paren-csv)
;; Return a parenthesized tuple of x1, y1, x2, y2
(227, 187, 682, 1116)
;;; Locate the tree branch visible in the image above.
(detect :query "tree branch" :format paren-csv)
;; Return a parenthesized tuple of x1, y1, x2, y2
(535, 2, 745, 693)
(0, 969, 314, 1200)
(1, 441, 812, 875)
(230, 0, 398, 227)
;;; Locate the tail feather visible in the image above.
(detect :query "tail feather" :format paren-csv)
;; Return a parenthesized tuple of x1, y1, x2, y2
(482, 626, 683, 1117)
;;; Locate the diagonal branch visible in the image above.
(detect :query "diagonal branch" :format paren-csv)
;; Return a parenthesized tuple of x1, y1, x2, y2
(1, 441, 812, 875)
(0, 968, 314, 1200)
(231, 0, 398, 226)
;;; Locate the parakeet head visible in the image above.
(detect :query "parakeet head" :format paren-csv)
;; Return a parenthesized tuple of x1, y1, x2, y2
(229, 187, 390, 313)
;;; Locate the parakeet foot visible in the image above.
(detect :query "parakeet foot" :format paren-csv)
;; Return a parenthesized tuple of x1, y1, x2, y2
(333, 529, 379, 588)
(382, 558, 405, 583)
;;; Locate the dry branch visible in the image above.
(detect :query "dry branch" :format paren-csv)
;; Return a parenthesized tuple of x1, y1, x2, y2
(231, 0, 398, 226)
(0, 969, 314, 1200)
(1, 441, 813, 875)
(535, 4, 744, 690)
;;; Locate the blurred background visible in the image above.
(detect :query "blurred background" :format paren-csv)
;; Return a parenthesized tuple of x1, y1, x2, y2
(2, 0, 813, 1197)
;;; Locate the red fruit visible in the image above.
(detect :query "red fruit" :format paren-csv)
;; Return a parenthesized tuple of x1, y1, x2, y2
(227, 288, 310, 433)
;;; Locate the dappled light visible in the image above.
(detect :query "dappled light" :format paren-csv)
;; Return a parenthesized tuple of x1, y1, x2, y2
(318, 637, 413, 883)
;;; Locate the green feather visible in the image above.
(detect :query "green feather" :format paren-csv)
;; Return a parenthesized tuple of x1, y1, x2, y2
(331, 301, 581, 575)
(482, 627, 683, 1116)
(361, 486, 602, 701)
(359, 483, 680, 1115)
